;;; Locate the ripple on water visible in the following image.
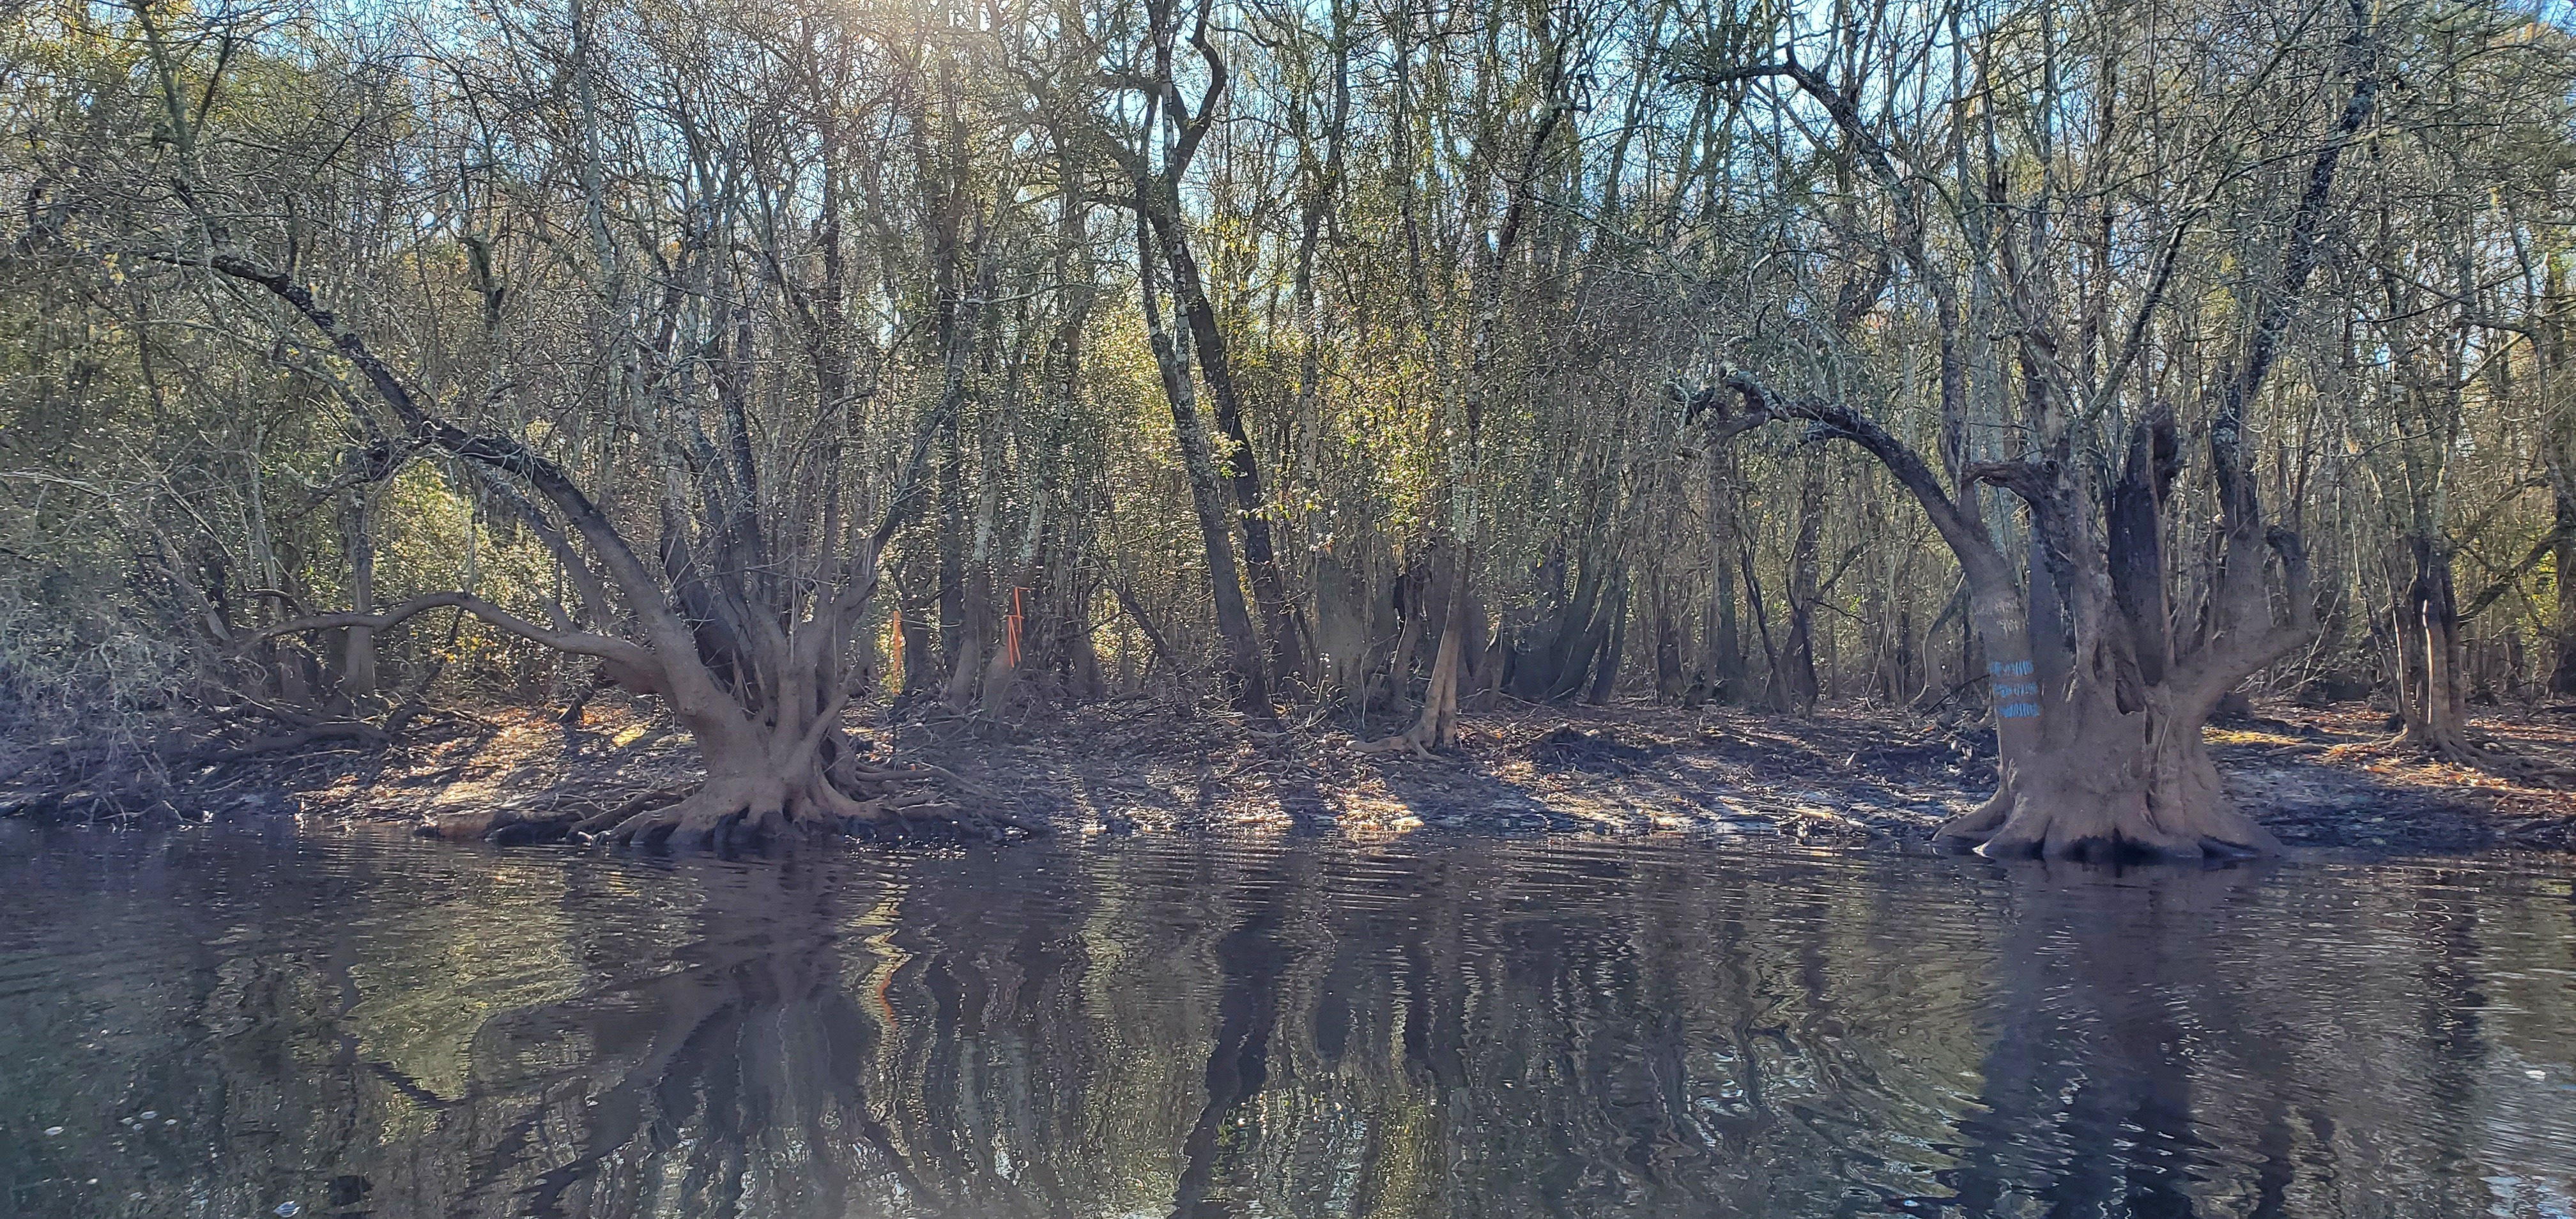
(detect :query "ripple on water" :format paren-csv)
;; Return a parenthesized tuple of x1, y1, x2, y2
(0, 825, 2569, 1218)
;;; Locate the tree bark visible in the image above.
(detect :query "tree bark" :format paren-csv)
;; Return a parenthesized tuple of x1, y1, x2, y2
(2394, 537, 2484, 758)
(1680, 2, 2378, 857)
(1701, 446, 1746, 702)
(337, 480, 378, 708)
(1154, 217, 1305, 687)
(1784, 471, 1825, 714)
(195, 241, 1014, 847)
(2554, 482, 2576, 694)
(1358, 544, 1469, 756)
(1586, 578, 1628, 704)
(1138, 213, 1275, 723)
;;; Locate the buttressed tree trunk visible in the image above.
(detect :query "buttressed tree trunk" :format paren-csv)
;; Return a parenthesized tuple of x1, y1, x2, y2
(1683, 4, 2377, 858)
(1699, 378, 2303, 860)
(2394, 538, 2474, 754)
(2393, 538, 2576, 783)
(196, 249, 1022, 848)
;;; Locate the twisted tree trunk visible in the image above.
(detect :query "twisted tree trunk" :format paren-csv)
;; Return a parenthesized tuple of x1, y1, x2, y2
(201, 249, 1022, 848)
(1682, 0, 2373, 859)
(1701, 377, 2305, 861)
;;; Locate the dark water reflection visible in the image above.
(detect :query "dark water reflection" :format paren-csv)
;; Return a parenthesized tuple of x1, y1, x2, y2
(3, 826, 2572, 1218)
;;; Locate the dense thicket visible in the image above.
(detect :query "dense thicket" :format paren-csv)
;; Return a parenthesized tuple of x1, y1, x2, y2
(4, 0, 2574, 850)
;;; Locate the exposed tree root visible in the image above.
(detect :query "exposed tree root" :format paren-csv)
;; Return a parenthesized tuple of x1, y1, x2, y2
(571, 766, 1036, 850)
(1938, 803, 2272, 861)
(202, 721, 387, 762)
(1955, 806, 2274, 862)
(2506, 813, 2576, 849)
(1935, 749, 2280, 862)
(561, 784, 698, 837)
(1354, 723, 1437, 759)
(595, 777, 786, 849)
(410, 760, 1035, 850)
(1933, 784, 2014, 842)
(2395, 726, 2576, 790)
(0, 749, 63, 788)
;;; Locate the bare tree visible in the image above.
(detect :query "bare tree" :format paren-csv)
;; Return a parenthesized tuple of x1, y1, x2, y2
(1680, 0, 2380, 857)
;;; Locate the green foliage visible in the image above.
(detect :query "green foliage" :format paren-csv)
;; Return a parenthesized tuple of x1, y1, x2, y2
(4, 0, 2576, 751)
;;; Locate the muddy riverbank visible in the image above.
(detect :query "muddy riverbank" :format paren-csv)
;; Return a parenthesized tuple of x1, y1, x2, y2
(12, 697, 2573, 856)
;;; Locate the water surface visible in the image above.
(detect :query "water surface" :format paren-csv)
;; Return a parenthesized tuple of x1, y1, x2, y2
(2, 825, 2572, 1218)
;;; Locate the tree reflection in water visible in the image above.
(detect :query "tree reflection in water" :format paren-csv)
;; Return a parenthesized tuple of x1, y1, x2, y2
(1, 829, 2572, 1218)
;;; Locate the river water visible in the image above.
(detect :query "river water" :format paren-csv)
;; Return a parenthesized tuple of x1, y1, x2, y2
(1, 825, 2571, 1218)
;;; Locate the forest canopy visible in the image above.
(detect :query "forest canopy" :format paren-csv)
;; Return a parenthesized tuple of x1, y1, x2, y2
(5, 0, 2576, 854)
